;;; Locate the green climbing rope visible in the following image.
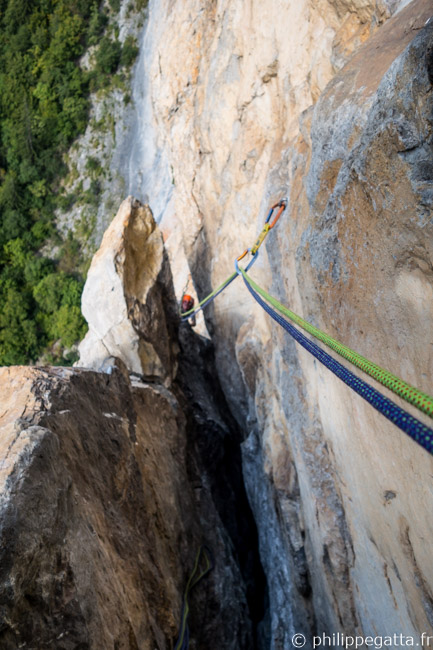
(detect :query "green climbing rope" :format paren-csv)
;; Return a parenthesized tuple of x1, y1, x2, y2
(241, 268, 433, 420)
(179, 200, 288, 320)
(174, 546, 214, 650)
(180, 272, 238, 319)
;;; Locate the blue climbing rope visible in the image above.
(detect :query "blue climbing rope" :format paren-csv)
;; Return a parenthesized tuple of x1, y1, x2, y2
(180, 195, 433, 457)
(240, 273, 433, 456)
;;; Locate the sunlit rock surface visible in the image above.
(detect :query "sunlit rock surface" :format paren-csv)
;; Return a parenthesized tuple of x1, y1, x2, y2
(0, 358, 257, 648)
(119, 0, 433, 645)
(0, 363, 191, 648)
(2, 0, 432, 647)
(78, 197, 178, 382)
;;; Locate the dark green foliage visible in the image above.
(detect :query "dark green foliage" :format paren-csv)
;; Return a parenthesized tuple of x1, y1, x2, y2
(85, 155, 104, 180)
(120, 35, 139, 68)
(108, 0, 121, 12)
(58, 230, 82, 274)
(91, 35, 139, 90)
(88, 4, 109, 46)
(0, 0, 141, 366)
(0, 0, 101, 364)
(95, 36, 122, 76)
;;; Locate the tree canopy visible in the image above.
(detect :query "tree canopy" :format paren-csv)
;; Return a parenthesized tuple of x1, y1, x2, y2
(0, 0, 137, 365)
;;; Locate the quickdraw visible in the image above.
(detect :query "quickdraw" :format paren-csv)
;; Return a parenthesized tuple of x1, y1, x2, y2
(250, 198, 287, 255)
(179, 194, 433, 455)
(174, 195, 433, 650)
(179, 198, 288, 321)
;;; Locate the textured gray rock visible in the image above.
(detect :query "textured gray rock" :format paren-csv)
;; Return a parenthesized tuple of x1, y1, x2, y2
(0, 363, 194, 649)
(250, 2, 433, 641)
(0, 353, 256, 649)
(117, 0, 433, 646)
(56, 2, 149, 252)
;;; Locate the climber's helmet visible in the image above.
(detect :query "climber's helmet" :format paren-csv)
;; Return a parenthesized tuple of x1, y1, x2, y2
(181, 294, 194, 312)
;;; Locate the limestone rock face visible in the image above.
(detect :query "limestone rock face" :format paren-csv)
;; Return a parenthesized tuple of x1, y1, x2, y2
(78, 197, 177, 382)
(125, 0, 421, 420)
(264, 8, 433, 637)
(0, 363, 188, 649)
(0, 353, 256, 649)
(121, 0, 433, 645)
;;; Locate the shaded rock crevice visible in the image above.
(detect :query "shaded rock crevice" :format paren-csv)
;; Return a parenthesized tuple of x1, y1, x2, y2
(176, 323, 269, 648)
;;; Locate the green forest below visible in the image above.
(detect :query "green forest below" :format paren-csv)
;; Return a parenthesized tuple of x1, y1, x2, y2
(0, 0, 139, 365)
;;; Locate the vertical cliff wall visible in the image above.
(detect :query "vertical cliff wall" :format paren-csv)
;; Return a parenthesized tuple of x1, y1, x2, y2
(111, 0, 433, 646)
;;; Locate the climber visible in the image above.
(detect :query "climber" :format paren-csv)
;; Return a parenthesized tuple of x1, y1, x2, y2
(181, 293, 196, 327)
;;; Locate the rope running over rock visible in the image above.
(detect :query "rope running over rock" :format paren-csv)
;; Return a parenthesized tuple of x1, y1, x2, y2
(180, 198, 433, 453)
